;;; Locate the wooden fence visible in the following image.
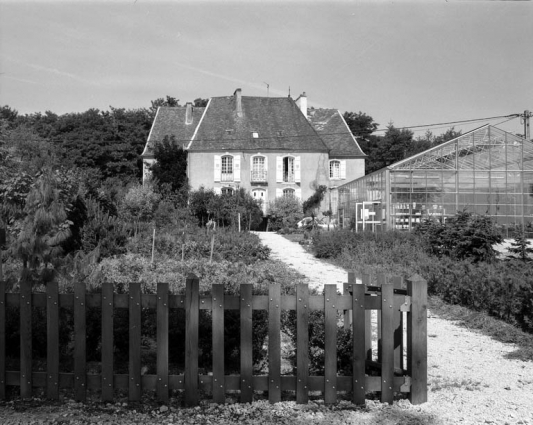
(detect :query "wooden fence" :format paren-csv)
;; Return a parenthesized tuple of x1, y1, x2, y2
(0, 272, 427, 406)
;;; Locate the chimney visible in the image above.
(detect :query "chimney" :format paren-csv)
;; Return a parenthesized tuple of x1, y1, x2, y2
(185, 102, 193, 124)
(295, 92, 307, 117)
(234, 88, 242, 117)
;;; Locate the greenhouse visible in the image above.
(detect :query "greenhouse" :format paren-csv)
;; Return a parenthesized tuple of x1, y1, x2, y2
(336, 125, 533, 232)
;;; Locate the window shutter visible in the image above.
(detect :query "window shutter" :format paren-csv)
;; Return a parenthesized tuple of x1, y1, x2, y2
(264, 156, 268, 179)
(340, 160, 346, 179)
(234, 155, 241, 182)
(276, 188, 283, 198)
(295, 188, 302, 200)
(214, 155, 221, 182)
(295, 156, 301, 183)
(276, 156, 283, 182)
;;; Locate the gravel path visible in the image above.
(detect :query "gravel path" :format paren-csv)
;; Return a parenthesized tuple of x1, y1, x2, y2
(257, 232, 533, 425)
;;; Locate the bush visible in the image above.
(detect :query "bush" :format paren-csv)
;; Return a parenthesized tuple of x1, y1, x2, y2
(267, 196, 303, 231)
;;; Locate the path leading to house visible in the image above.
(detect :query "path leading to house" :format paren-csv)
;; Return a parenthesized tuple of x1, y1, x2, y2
(257, 231, 533, 425)
(255, 231, 355, 292)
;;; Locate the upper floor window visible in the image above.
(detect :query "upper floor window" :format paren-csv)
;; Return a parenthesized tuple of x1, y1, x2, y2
(329, 159, 346, 180)
(276, 155, 301, 183)
(215, 154, 241, 183)
(221, 155, 233, 182)
(283, 157, 295, 183)
(251, 156, 267, 182)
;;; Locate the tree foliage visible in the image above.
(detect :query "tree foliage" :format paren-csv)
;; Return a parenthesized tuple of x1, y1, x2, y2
(150, 135, 189, 197)
(302, 185, 328, 216)
(267, 196, 303, 231)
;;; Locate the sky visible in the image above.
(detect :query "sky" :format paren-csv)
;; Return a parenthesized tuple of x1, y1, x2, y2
(0, 0, 532, 138)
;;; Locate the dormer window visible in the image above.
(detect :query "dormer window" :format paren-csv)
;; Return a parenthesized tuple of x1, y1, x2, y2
(252, 132, 259, 138)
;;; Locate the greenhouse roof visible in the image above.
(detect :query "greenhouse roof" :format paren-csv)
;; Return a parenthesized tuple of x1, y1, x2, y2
(391, 125, 533, 171)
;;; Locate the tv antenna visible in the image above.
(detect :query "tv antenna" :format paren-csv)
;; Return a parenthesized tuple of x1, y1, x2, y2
(263, 82, 269, 97)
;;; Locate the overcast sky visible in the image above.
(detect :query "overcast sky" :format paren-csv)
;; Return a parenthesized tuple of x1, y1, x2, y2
(0, 0, 531, 137)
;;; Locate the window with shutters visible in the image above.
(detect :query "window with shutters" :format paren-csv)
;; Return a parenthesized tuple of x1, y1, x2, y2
(283, 188, 295, 198)
(221, 155, 233, 182)
(221, 187, 234, 196)
(283, 156, 295, 183)
(330, 160, 341, 179)
(251, 156, 267, 182)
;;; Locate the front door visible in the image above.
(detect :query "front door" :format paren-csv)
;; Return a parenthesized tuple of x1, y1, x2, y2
(252, 189, 267, 215)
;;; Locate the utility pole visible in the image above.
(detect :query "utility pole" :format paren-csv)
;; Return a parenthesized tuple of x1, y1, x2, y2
(523, 110, 531, 140)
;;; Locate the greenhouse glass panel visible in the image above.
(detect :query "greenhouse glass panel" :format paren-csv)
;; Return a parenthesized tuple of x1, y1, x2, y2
(507, 172, 521, 193)
(475, 171, 490, 193)
(490, 172, 506, 191)
(442, 171, 456, 193)
(506, 145, 522, 170)
(425, 171, 443, 192)
(458, 172, 474, 192)
(412, 171, 426, 192)
(391, 172, 411, 192)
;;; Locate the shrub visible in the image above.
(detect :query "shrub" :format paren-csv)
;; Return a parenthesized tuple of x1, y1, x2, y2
(267, 196, 303, 231)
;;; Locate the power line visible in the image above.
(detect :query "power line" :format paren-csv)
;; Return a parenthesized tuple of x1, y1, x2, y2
(372, 113, 520, 133)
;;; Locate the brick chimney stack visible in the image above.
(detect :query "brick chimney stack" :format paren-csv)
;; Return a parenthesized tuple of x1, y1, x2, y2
(295, 92, 308, 117)
(234, 88, 243, 117)
(185, 102, 193, 124)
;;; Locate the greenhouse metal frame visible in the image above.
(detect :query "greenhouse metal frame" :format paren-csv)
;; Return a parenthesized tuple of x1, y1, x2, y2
(336, 125, 533, 232)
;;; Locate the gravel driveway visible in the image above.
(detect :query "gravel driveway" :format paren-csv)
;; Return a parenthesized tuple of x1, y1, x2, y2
(257, 232, 533, 425)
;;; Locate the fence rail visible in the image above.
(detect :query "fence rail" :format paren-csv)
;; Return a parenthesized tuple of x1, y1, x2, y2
(0, 272, 427, 406)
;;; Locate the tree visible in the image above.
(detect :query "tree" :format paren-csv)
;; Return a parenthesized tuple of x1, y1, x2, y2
(149, 96, 180, 118)
(302, 185, 328, 217)
(343, 111, 379, 143)
(194, 98, 209, 107)
(364, 124, 414, 173)
(11, 171, 72, 284)
(267, 196, 303, 231)
(150, 135, 189, 198)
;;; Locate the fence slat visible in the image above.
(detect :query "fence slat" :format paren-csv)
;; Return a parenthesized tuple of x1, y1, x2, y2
(157, 283, 169, 403)
(324, 284, 337, 404)
(101, 281, 114, 402)
(391, 276, 404, 371)
(240, 284, 253, 403)
(0, 280, 5, 399)
(407, 275, 428, 405)
(352, 283, 366, 405)
(46, 281, 59, 400)
(74, 280, 86, 402)
(212, 284, 225, 404)
(380, 283, 394, 404)
(20, 277, 32, 399)
(268, 284, 281, 403)
(343, 271, 356, 331)
(185, 274, 199, 406)
(376, 273, 386, 364)
(361, 273, 372, 361)
(296, 284, 309, 404)
(129, 282, 142, 401)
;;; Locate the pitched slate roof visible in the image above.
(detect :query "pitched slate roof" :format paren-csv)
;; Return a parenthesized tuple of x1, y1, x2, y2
(188, 96, 328, 152)
(307, 108, 366, 157)
(142, 106, 205, 157)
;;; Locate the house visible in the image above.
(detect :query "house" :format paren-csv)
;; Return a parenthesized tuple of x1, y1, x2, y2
(142, 89, 365, 215)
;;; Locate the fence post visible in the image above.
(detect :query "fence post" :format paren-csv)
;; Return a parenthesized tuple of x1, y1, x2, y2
(268, 284, 281, 403)
(343, 271, 356, 331)
(407, 275, 427, 405)
(0, 279, 5, 399)
(380, 283, 394, 404)
(296, 284, 309, 404)
(46, 281, 59, 400)
(157, 282, 169, 403)
(185, 274, 199, 406)
(240, 284, 253, 403)
(361, 272, 372, 361)
(391, 276, 404, 371)
(351, 283, 366, 405)
(20, 274, 32, 399)
(129, 282, 142, 401)
(212, 284, 225, 403)
(376, 273, 386, 364)
(324, 284, 337, 404)
(101, 281, 114, 402)
(74, 280, 86, 402)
